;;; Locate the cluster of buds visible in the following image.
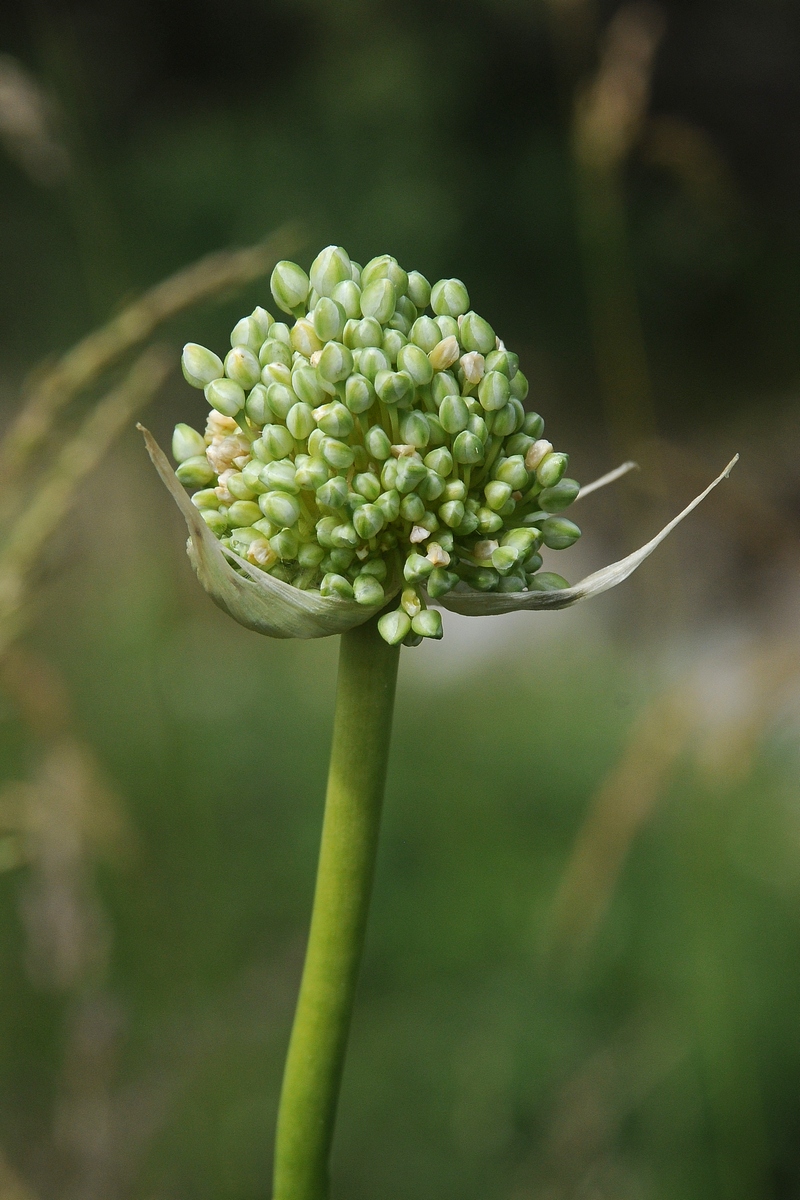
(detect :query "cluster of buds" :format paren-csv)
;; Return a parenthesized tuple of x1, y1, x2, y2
(174, 245, 582, 646)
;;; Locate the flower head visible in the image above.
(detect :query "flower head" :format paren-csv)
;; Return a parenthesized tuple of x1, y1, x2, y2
(144, 246, 736, 645)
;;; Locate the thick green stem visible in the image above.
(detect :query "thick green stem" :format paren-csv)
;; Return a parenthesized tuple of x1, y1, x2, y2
(272, 616, 401, 1200)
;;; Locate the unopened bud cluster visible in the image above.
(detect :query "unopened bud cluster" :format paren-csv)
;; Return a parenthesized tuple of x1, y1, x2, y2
(175, 246, 581, 645)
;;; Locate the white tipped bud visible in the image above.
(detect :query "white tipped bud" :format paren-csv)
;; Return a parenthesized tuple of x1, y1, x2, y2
(474, 539, 499, 561)
(426, 542, 450, 567)
(525, 439, 554, 471)
(459, 351, 485, 385)
(428, 335, 460, 371)
(182, 343, 224, 389)
(409, 525, 430, 544)
(172, 423, 206, 463)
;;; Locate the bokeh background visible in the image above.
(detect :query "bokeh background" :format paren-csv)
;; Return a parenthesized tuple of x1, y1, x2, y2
(0, 1, 799, 1197)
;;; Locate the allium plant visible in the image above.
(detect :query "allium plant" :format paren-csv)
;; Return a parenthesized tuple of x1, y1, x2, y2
(142, 245, 735, 1200)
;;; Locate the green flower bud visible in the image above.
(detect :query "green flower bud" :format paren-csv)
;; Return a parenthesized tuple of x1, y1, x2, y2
(331, 522, 358, 549)
(317, 341, 353, 384)
(428, 372, 455, 404)
(429, 336, 460, 372)
(342, 319, 359, 348)
(410, 315, 441, 353)
(407, 270, 431, 310)
(540, 517, 581, 549)
(410, 608, 442, 639)
(528, 571, 569, 592)
(459, 311, 495, 355)
(267, 382, 299, 420)
(329, 548, 355, 571)
(431, 278, 470, 318)
(192, 488, 220, 510)
(524, 553, 544, 576)
(468, 413, 488, 443)
(378, 609, 411, 645)
(417, 470, 445, 502)
(290, 319, 323, 358)
(496, 572, 526, 592)
(200, 508, 228, 536)
(285, 401, 314, 440)
(205, 378, 245, 417)
(172, 423, 206, 463)
(294, 456, 328, 491)
(260, 338, 293, 369)
(501, 527, 539, 555)
(510, 368, 529, 400)
(404, 552, 434, 582)
(310, 245, 352, 297)
(400, 493, 426, 522)
(537, 452, 568, 488)
(260, 491, 301, 527)
(361, 255, 408, 296)
(351, 317, 384, 349)
(262, 424, 295, 459)
(312, 297, 346, 342)
(295, 542, 324, 569)
(251, 306, 273, 338)
(361, 425, 389, 461)
(261, 461, 299, 494)
(381, 329, 407, 366)
(443, 479, 466, 502)
(358, 346, 391, 383)
(490, 545, 520, 575)
(314, 516, 337, 547)
(230, 316, 264, 353)
(425, 414, 447, 446)
(332, 279, 361, 319)
(269, 321, 292, 347)
(227, 499, 263, 527)
(438, 499, 465, 528)
(484, 349, 518, 378)
(492, 403, 518, 438)
(426, 567, 458, 598)
(175, 454, 215, 487)
(321, 572, 354, 599)
(495, 455, 528, 489)
(321, 437, 355, 470)
(353, 574, 385, 606)
(353, 471, 380, 501)
(400, 411, 430, 447)
(375, 370, 415, 407)
(292, 366, 327, 407)
(438, 394, 469, 434)
(485, 480, 512, 511)
(397, 343, 434, 386)
(452, 431, 484, 464)
(388, 309, 412, 337)
(477, 370, 510, 412)
(395, 455, 427, 494)
(424, 446, 453, 476)
(360, 278, 396, 324)
(182, 343, 224, 389)
(241, 383, 268, 425)
(270, 260, 310, 315)
(239, 461, 267, 494)
(539, 478, 579, 512)
(316, 476, 348, 510)
(375, 489, 401, 522)
(381, 459, 399, 490)
(436, 315, 460, 340)
(353, 504, 385, 540)
(477, 507, 503, 533)
(313, 401, 354, 438)
(359, 557, 387, 580)
(504, 434, 534, 457)
(344, 373, 375, 415)
(227, 471, 256, 500)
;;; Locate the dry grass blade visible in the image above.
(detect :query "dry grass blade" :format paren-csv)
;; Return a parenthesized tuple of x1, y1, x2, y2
(0, 347, 171, 651)
(0, 222, 301, 485)
(576, 460, 638, 500)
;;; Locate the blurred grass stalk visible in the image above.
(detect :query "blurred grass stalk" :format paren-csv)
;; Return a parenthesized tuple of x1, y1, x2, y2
(0, 227, 298, 1196)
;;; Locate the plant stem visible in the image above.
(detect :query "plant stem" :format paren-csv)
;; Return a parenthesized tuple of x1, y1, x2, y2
(272, 616, 401, 1200)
